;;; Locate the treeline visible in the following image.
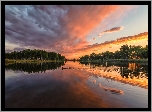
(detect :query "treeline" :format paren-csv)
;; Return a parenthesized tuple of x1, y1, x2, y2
(79, 45, 148, 61)
(5, 49, 65, 61)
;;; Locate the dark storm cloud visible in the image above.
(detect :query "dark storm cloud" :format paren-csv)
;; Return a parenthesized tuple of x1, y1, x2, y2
(14, 47, 26, 51)
(5, 49, 13, 53)
(5, 5, 119, 53)
(106, 26, 123, 32)
(5, 47, 26, 52)
(6, 5, 71, 51)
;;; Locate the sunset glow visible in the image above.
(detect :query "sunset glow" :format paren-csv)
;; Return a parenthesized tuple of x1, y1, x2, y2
(5, 5, 148, 59)
(4, 4, 149, 109)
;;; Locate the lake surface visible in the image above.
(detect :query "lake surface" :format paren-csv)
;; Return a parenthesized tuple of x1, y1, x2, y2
(5, 61, 148, 108)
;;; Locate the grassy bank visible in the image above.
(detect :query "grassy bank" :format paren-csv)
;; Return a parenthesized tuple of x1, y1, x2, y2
(5, 59, 65, 65)
(105, 59, 148, 62)
(79, 59, 148, 63)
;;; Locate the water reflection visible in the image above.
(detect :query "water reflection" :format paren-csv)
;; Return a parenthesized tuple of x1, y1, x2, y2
(5, 62, 65, 74)
(79, 62, 148, 89)
(79, 62, 148, 79)
(5, 61, 148, 89)
(5, 61, 148, 108)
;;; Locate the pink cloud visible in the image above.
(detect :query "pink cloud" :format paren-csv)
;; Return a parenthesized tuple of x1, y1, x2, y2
(5, 5, 138, 59)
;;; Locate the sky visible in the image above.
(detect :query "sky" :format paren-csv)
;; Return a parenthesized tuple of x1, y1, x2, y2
(5, 5, 148, 59)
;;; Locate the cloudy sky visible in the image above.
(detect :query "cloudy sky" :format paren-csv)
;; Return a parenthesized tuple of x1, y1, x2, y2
(5, 5, 148, 59)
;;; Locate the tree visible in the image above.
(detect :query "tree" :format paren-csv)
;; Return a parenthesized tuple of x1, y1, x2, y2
(119, 44, 129, 59)
(5, 49, 66, 61)
(90, 53, 96, 60)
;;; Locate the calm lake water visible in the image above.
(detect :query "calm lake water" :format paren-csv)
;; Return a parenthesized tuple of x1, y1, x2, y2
(5, 61, 148, 108)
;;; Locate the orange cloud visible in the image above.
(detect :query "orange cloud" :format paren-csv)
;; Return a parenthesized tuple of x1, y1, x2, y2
(61, 5, 137, 54)
(66, 32, 148, 59)
(60, 5, 120, 52)
(6, 5, 139, 58)
(66, 6, 119, 38)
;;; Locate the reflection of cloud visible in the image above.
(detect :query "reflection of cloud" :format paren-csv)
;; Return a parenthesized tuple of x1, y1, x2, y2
(86, 65, 148, 89)
(98, 26, 123, 37)
(58, 61, 148, 89)
(98, 84, 124, 95)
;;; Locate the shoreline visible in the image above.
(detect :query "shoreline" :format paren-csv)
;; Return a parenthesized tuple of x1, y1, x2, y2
(79, 59, 148, 63)
(5, 59, 148, 65)
(5, 59, 65, 65)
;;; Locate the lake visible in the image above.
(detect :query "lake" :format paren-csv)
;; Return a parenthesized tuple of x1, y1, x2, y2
(5, 61, 148, 108)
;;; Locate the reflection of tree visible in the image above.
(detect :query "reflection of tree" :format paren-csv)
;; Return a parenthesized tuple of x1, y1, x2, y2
(139, 65, 148, 77)
(79, 62, 148, 79)
(106, 62, 128, 67)
(79, 61, 104, 67)
(5, 62, 65, 74)
(120, 67, 131, 78)
(119, 63, 148, 79)
(79, 62, 89, 65)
